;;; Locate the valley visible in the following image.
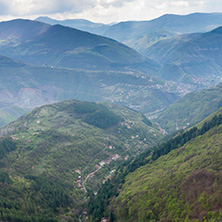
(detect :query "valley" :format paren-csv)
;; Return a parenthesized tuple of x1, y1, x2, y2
(0, 58, 181, 128)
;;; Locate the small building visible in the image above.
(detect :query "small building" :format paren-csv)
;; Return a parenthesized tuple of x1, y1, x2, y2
(83, 208, 87, 215)
(99, 161, 106, 166)
(95, 164, 100, 169)
(124, 155, 129, 160)
(75, 169, 81, 174)
(101, 217, 110, 222)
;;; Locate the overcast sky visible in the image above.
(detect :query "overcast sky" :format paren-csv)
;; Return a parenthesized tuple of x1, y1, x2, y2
(0, 0, 222, 23)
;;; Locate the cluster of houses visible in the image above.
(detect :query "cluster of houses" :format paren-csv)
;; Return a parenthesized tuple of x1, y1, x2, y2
(11, 136, 19, 140)
(75, 169, 84, 190)
(103, 169, 116, 184)
(75, 151, 124, 190)
(122, 120, 134, 129)
(96, 153, 121, 168)
(11, 135, 32, 143)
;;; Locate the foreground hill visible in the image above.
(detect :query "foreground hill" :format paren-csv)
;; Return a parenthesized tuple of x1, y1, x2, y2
(145, 27, 222, 83)
(156, 83, 222, 133)
(0, 99, 162, 221)
(89, 109, 222, 221)
(35, 16, 110, 35)
(0, 19, 159, 74)
(0, 54, 179, 128)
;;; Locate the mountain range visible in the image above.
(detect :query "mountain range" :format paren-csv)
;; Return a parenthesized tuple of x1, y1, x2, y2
(0, 15, 222, 127)
(104, 12, 222, 50)
(36, 13, 222, 56)
(35, 16, 111, 35)
(145, 26, 222, 83)
(1, 12, 222, 222)
(33, 16, 222, 86)
(0, 19, 158, 73)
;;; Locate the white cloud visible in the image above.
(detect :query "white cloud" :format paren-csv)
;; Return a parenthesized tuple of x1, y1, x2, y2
(0, 0, 221, 23)
(99, 0, 134, 8)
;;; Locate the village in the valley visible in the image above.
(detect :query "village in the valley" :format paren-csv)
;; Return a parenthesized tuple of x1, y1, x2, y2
(74, 149, 128, 193)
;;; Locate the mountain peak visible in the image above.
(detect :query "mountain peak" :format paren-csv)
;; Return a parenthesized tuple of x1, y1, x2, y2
(211, 26, 222, 34)
(0, 19, 50, 42)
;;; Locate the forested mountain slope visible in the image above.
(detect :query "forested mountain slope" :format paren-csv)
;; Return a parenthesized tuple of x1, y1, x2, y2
(156, 83, 222, 133)
(89, 109, 222, 221)
(0, 99, 162, 221)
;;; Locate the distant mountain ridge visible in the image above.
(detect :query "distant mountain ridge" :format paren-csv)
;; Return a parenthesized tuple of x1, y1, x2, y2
(102, 12, 222, 60)
(145, 26, 222, 82)
(0, 19, 50, 42)
(104, 12, 222, 43)
(0, 19, 159, 74)
(35, 16, 110, 35)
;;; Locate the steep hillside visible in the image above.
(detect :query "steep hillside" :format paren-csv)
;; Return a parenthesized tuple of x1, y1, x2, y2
(0, 19, 159, 74)
(146, 27, 222, 83)
(0, 99, 163, 221)
(35, 16, 110, 35)
(144, 33, 200, 64)
(89, 109, 222, 221)
(104, 12, 222, 50)
(155, 83, 222, 133)
(0, 105, 29, 128)
(124, 30, 176, 55)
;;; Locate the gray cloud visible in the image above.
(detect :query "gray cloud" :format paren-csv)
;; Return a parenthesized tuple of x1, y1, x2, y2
(0, 0, 98, 15)
(0, 0, 10, 15)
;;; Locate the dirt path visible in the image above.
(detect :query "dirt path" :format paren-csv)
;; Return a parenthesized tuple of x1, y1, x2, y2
(82, 166, 102, 192)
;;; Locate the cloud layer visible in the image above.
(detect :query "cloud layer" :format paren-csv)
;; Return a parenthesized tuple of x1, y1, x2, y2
(0, 0, 221, 23)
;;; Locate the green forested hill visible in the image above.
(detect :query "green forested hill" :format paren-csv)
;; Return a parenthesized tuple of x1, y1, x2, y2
(156, 83, 222, 133)
(89, 109, 222, 221)
(0, 99, 162, 221)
